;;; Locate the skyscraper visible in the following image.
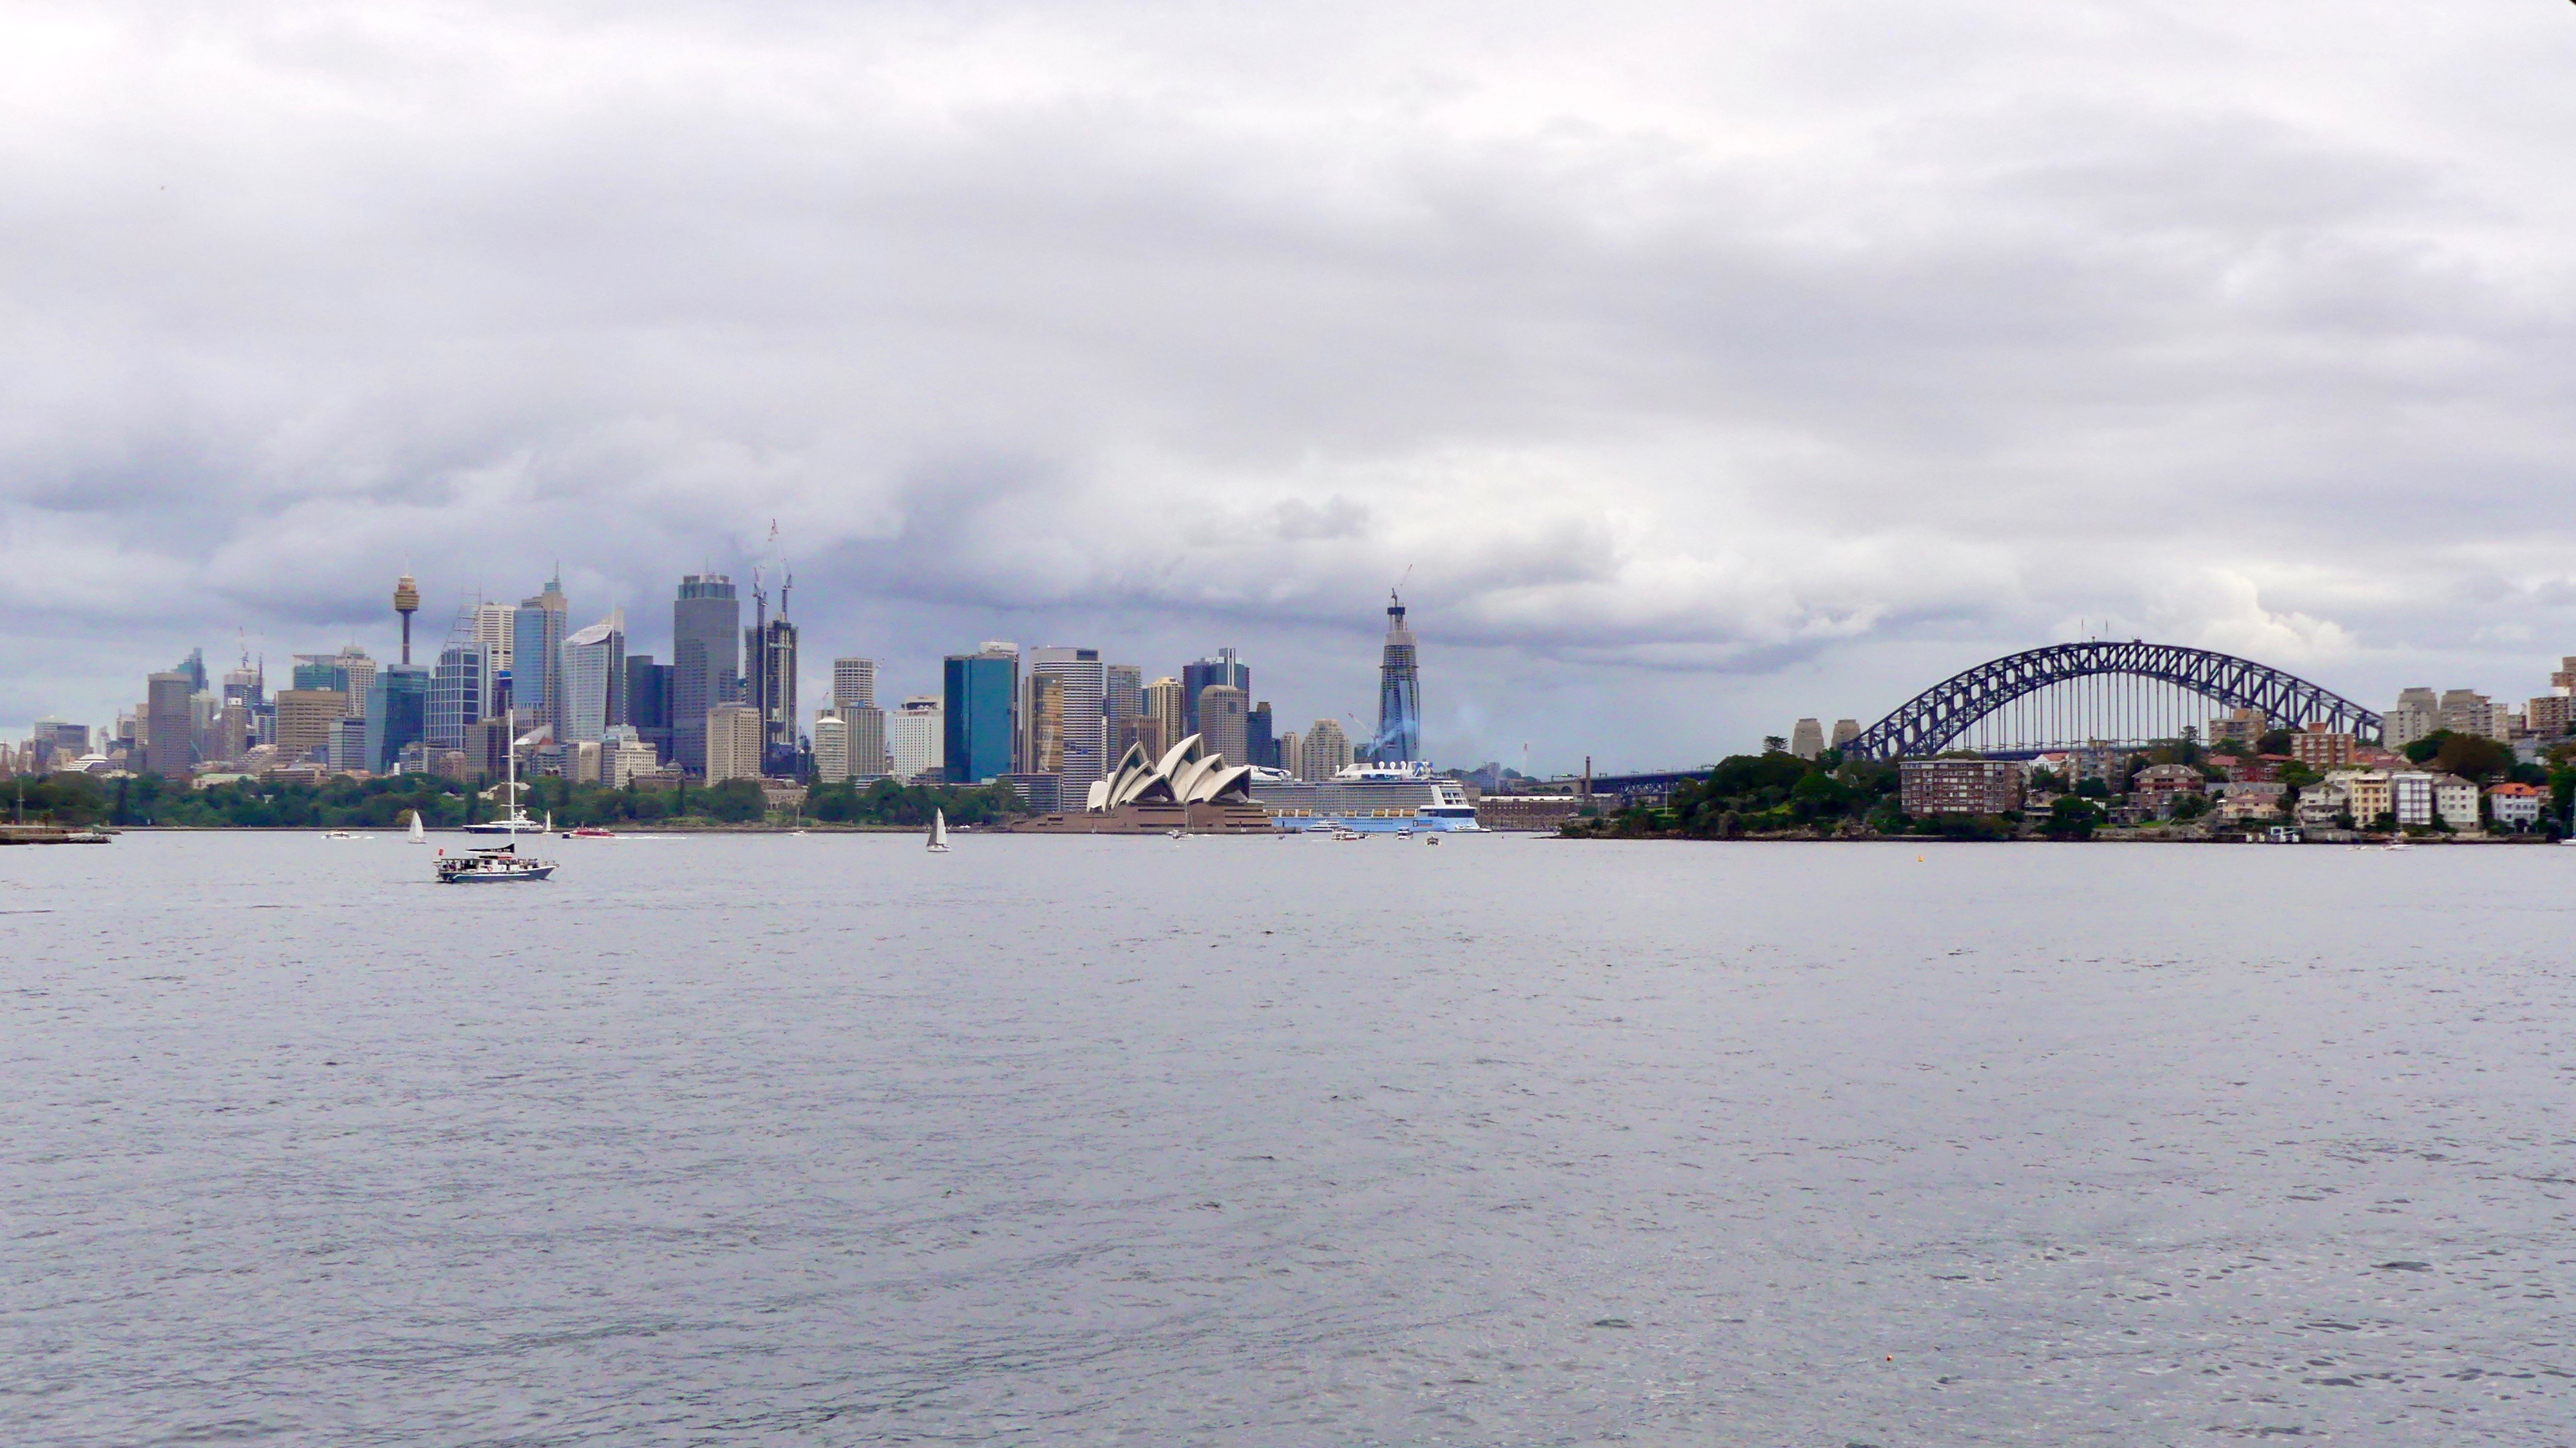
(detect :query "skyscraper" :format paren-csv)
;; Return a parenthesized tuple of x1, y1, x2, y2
(625, 656, 674, 763)
(1374, 593, 1420, 763)
(364, 665, 431, 772)
(429, 642, 490, 751)
(831, 658, 877, 714)
(1022, 673, 1065, 776)
(143, 671, 194, 776)
(672, 572, 740, 777)
(1180, 649, 1247, 737)
(1030, 646, 1107, 802)
(706, 703, 763, 783)
(173, 649, 208, 694)
(812, 713, 851, 783)
(512, 574, 569, 738)
(1144, 677, 1186, 750)
(943, 643, 1019, 785)
(845, 706, 887, 781)
(1197, 684, 1248, 766)
(888, 696, 943, 782)
(747, 613, 799, 776)
(562, 612, 626, 743)
(1247, 701, 1274, 770)
(474, 602, 515, 672)
(1104, 664, 1143, 727)
(334, 645, 377, 721)
(274, 689, 346, 763)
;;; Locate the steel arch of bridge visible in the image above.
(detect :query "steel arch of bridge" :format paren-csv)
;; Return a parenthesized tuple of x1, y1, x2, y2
(1841, 642, 2382, 760)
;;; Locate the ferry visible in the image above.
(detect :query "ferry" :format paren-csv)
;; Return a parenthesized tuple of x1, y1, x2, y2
(1252, 761, 1484, 834)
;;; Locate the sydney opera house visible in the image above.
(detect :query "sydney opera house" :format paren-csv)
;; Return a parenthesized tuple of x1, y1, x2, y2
(1009, 735, 1274, 834)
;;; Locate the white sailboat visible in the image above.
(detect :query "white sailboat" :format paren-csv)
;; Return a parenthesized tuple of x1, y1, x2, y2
(927, 808, 950, 853)
(407, 810, 427, 844)
(460, 723, 547, 834)
(436, 724, 557, 882)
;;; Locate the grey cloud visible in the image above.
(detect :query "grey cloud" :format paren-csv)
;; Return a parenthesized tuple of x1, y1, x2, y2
(5, 0, 2573, 766)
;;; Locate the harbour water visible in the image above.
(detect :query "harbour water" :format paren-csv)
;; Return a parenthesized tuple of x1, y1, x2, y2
(5, 834, 2572, 1443)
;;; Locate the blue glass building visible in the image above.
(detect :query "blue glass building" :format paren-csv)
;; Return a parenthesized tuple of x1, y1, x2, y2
(943, 647, 1019, 786)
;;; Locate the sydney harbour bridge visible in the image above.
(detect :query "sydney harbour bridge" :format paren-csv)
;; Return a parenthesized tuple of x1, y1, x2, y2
(1589, 641, 2382, 797)
(1834, 640, 2382, 761)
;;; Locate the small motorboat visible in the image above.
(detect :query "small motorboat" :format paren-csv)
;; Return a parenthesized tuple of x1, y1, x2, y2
(1425, 834, 1442, 846)
(565, 826, 616, 839)
(435, 842, 557, 884)
(321, 830, 363, 841)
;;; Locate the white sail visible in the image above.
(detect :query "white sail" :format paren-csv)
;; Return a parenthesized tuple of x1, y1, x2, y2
(408, 810, 426, 843)
(928, 808, 949, 852)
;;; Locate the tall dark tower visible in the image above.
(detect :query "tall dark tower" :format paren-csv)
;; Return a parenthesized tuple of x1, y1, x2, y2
(1374, 591, 1420, 763)
(393, 574, 420, 665)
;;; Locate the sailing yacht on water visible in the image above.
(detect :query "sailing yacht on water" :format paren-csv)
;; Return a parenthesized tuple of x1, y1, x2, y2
(927, 809, 950, 853)
(462, 723, 547, 835)
(407, 810, 427, 844)
(436, 733, 558, 883)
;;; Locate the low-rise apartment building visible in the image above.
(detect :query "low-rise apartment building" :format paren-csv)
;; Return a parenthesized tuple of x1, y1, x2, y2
(1899, 759, 2027, 816)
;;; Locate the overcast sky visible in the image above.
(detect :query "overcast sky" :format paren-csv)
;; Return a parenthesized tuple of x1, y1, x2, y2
(5, 1, 2573, 770)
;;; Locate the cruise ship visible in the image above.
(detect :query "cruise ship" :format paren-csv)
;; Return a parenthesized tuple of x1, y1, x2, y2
(1249, 760, 1483, 833)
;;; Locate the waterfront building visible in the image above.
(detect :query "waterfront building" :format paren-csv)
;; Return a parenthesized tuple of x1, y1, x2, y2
(943, 643, 1019, 785)
(1197, 684, 1248, 766)
(143, 671, 194, 777)
(1789, 719, 1824, 760)
(1473, 794, 1587, 832)
(625, 656, 674, 763)
(363, 665, 430, 773)
(429, 643, 490, 751)
(2131, 763, 2207, 815)
(888, 696, 943, 782)
(1144, 677, 1186, 750)
(1375, 595, 1421, 763)
(601, 729, 661, 788)
(999, 771, 1062, 812)
(812, 713, 850, 784)
(1898, 758, 2027, 816)
(2432, 773, 2480, 831)
(2295, 777, 2351, 829)
(1180, 649, 1247, 738)
(2291, 725, 2356, 768)
(2391, 770, 2435, 827)
(2488, 781, 2546, 829)
(706, 703, 764, 784)
(672, 573, 741, 777)
(831, 658, 877, 714)
(562, 612, 626, 743)
(1030, 646, 1108, 803)
(1297, 719, 1352, 781)
(2342, 770, 2394, 827)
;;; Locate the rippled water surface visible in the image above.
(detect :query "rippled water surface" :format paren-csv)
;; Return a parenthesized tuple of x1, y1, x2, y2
(6, 832, 2575, 1443)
